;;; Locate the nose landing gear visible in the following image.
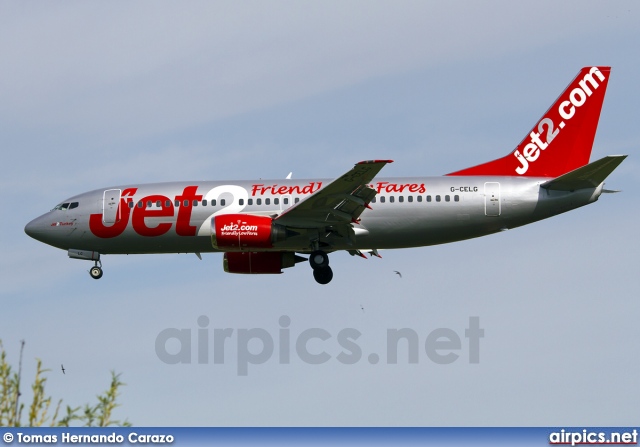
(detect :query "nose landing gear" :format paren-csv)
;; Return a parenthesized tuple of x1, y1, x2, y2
(89, 260, 103, 280)
(67, 249, 104, 280)
(309, 250, 333, 284)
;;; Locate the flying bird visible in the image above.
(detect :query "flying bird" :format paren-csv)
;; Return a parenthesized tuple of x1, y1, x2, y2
(61, 364, 65, 374)
(394, 271, 402, 278)
(360, 304, 365, 313)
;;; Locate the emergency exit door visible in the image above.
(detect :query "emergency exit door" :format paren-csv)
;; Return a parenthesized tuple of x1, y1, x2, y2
(484, 182, 501, 216)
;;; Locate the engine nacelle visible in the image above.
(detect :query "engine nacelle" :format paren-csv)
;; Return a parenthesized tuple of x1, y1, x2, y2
(223, 251, 298, 274)
(211, 214, 287, 250)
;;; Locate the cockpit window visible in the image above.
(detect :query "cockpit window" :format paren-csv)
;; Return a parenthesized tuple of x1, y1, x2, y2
(52, 202, 79, 211)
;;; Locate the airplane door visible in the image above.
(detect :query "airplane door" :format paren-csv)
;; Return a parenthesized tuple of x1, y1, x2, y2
(484, 182, 501, 216)
(102, 189, 121, 224)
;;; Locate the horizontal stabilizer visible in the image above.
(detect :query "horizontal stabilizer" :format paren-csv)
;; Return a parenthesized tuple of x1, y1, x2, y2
(541, 155, 627, 191)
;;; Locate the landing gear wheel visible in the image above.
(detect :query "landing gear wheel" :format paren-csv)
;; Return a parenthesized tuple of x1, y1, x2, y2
(313, 266, 333, 285)
(89, 266, 103, 280)
(309, 250, 329, 270)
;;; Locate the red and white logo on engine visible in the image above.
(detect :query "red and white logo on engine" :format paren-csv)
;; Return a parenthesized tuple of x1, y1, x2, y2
(212, 214, 274, 250)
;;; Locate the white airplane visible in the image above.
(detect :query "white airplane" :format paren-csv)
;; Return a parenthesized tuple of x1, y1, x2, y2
(25, 66, 626, 284)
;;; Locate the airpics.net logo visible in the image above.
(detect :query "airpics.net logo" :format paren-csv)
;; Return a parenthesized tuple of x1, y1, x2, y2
(155, 316, 484, 376)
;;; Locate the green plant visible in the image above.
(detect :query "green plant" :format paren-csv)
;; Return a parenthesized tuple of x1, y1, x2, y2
(0, 340, 130, 427)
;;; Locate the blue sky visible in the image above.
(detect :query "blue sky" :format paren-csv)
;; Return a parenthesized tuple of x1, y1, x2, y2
(1, 1, 639, 426)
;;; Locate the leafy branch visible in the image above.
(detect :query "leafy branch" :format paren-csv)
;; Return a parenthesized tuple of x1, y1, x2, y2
(0, 340, 130, 427)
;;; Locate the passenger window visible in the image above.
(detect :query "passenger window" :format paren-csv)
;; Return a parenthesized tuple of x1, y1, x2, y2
(380, 196, 386, 203)
(220, 199, 226, 206)
(426, 196, 432, 202)
(417, 196, 422, 202)
(239, 199, 244, 206)
(257, 198, 262, 205)
(436, 195, 441, 202)
(284, 198, 289, 205)
(147, 201, 152, 208)
(192, 200, 198, 206)
(445, 195, 450, 202)
(398, 196, 404, 203)
(137, 201, 143, 208)
(248, 198, 253, 206)
(156, 200, 162, 207)
(274, 198, 279, 205)
(294, 197, 300, 204)
(454, 195, 460, 202)
(265, 198, 271, 205)
(175, 200, 180, 207)
(183, 200, 189, 207)
(211, 199, 217, 206)
(389, 196, 395, 203)
(202, 199, 208, 206)
(165, 200, 171, 207)
(371, 197, 376, 203)
(408, 196, 413, 203)
(128, 202, 134, 209)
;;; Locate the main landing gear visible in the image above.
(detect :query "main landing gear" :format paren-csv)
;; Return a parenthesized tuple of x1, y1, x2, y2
(89, 260, 103, 280)
(309, 250, 333, 285)
(67, 249, 104, 280)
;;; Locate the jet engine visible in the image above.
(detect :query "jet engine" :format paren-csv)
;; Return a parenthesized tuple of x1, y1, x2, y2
(223, 251, 304, 274)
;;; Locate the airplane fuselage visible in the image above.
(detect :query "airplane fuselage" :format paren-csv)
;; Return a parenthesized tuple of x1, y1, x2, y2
(25, 175, 601, 255)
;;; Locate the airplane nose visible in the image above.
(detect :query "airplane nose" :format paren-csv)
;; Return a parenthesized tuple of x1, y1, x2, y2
(25, 212, 76, 248)
(25, 218, 38, 238)
(24, 215, 48, 241)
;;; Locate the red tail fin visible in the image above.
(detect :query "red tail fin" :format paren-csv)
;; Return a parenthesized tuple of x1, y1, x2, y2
(447, 66, 610, 178)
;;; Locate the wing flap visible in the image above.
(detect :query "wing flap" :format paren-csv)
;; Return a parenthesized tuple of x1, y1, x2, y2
(541, 155, 627, 191)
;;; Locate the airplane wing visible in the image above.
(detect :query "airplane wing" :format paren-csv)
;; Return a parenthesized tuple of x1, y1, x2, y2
(274, 160, 393, 229)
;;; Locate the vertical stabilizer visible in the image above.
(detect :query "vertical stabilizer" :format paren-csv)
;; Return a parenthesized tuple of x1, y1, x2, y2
(447, 66, 610, 178)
